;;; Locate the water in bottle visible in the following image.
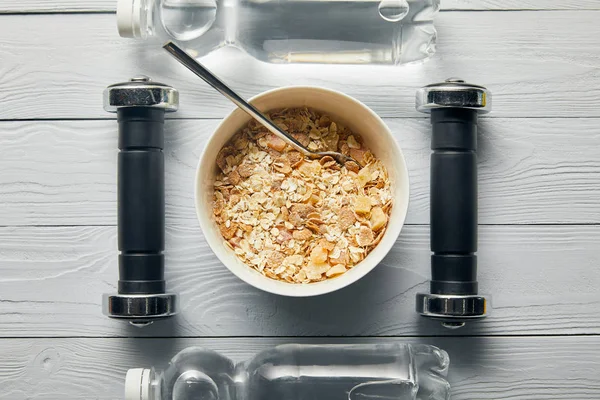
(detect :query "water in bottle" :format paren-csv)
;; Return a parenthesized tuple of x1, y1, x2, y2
(117, 0, 440, 64)
(124, 343, 451, 400)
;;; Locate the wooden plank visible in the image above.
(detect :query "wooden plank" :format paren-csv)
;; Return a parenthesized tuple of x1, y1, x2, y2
(2, 117, 600, 226)
(0, 0, 114, 12)
(1, 12, 599, 119)
(1, 224, 599, 337)
(444, 0, 600, 9)
(1, 336, 599, 399)
(2, 0, 598, 13)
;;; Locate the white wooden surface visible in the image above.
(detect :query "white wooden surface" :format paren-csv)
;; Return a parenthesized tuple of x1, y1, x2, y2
(1, 1, 600, 399)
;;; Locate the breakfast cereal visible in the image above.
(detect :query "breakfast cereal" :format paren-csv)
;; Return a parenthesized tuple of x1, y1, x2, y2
(213, 107, 392, 283)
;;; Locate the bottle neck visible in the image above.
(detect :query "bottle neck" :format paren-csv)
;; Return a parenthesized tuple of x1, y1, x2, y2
(148, 368, 163, 400)
(116, 0, 156, 39)
(124, 367, 163, 400)
(146, 0, 226, 56)
(141, 0, 156, 39)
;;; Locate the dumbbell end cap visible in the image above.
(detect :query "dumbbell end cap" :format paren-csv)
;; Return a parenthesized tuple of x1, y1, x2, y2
(104, 76, 179, 112)
(416, 78, 491, 114)
(102, 293, 179, 325)
(416, 293, 490, 328)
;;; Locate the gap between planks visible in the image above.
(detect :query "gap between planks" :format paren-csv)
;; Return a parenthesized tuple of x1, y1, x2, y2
(1, 333, 599, 340)
(2, 223, 600, 228)
(3, 115, 600, 122)
(1, 9, 597, 15)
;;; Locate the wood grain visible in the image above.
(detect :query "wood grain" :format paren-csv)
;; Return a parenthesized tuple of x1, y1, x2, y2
(2, 117, 600, 226)
(1, 12, 600, 119)
(1, 336, 599, 399)
(1, 224, 599, 337)
(2, 0, 598, 13)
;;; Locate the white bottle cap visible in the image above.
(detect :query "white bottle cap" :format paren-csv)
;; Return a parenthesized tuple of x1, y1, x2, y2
(117, 0, 146, 38)
(125, 368, 152, 400)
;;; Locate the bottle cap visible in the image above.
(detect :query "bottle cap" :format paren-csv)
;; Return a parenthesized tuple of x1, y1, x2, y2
(117, 0, 147, 39)
(103, 76, 179, 112)
(125, 368, 152, 400)
(416, 78, 492, 113)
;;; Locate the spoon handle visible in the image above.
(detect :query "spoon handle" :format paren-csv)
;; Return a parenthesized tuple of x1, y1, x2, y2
(163, 42, 312, 157)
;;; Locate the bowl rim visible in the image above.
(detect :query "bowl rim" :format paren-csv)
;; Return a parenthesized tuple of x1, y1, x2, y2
(195, 85, 409, 297)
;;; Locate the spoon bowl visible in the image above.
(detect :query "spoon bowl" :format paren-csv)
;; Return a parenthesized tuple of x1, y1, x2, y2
(163, 41, 360, 166)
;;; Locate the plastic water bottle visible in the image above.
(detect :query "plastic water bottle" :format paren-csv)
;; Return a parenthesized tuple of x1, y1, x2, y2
(116, 0, 440, 64)
(124, 343, 451, 400)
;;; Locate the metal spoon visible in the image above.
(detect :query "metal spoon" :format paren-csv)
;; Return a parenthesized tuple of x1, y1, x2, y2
(163, 41, 359, 167)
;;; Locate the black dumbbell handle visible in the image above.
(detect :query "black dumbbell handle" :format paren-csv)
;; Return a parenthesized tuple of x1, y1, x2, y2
(430, 108, 478, 295)
(117, 107, 166, 295)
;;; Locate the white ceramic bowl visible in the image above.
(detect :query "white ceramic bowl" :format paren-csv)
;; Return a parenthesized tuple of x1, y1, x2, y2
(195, 86, 409, 297)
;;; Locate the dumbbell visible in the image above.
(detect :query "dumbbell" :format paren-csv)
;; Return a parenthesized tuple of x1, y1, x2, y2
(415, 78, 491, 329)
(102, 76, 179, 326)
